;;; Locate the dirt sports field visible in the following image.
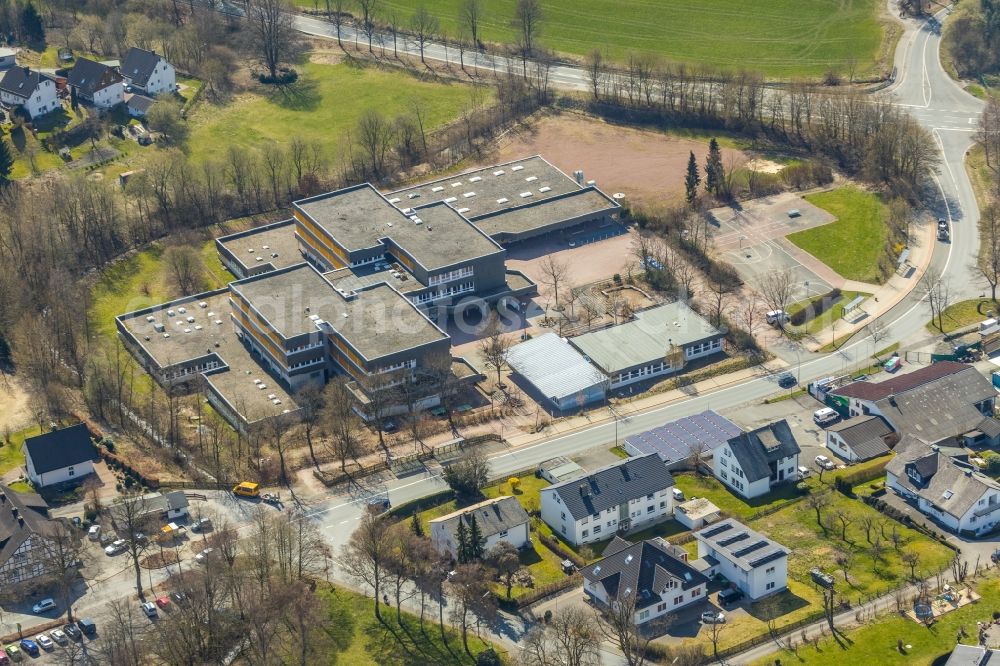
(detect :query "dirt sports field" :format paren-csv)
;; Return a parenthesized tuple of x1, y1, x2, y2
(484, 113, 747, 209)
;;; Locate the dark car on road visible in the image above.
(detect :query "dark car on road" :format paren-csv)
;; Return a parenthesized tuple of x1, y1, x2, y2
(719, 588, 744, 606)
(76, 618, 97, 637)
(63, 624, 81, 641)
(777, 372, 796, 389)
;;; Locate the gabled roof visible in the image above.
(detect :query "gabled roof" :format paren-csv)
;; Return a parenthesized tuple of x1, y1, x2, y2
(624, 410, 742, 464)
(886, 439, 1000, 520)
(544, 454, 675, 521)
(693, 519, 789, 572)
(945, 645, 1000, 666)
(67, 57, 122, 95)
(121, 47, 165, 88)
(22, 423, 98, 475)
(127, 94, 154, 114)
(724, 419, 801, 483)
(429, 496, 529, 542)
(0, 66, 48, 99)
(827, 415, 893, 460)
(581, 537, 708, 610)
(830, 361, 969, 401)
(873, 367, 998, 444)
(0, 484, 66, 572)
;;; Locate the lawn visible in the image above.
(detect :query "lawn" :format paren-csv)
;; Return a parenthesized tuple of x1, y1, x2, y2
(317, 584, 499, 665)
(672, 472, 804, 520)
(750, 576, 1000, 666)
(927, 298, 996, 334)
(0, 423, 43, 478)
(88, 239, 233, 343)
(184, 60, 481, 165)
(787, 290, 873, 336)
(302, 0, 886, 79)
(789, 187, 890, 284)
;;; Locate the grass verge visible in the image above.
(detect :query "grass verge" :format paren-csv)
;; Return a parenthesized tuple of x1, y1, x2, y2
(926, 298, 996, 335)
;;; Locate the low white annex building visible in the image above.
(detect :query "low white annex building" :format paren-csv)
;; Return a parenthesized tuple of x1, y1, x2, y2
(540, 454, 677, 546)
(429, 496, 530, 560)
(692, 519, 789, 600)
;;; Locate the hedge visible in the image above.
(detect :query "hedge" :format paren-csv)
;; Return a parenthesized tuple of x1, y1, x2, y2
(789, 288, 842, 326)
(512, 573, 582, 609)
(537, 532, 586, 569)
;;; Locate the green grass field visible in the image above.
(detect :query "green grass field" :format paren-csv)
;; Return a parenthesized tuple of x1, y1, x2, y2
(927, 298, 997, 334)
(185, 60, 482, 165)
(318, 584, 498, 665)
(308, 0, 887, 78)
(787, 290, 873, 336)
(750, 576, 1000, 666)
(789, 187, 889, 284)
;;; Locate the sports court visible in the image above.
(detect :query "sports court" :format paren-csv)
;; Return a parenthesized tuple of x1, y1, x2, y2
(710, 193, 841, 302)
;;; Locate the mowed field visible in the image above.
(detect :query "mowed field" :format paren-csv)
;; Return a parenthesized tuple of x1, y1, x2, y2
(343, 0, 886, 78)
(184, 57, 484, 164)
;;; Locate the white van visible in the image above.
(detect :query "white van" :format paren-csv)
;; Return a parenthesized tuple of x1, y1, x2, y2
(766, 310, 790, 326)
(813, 407, 839, 426)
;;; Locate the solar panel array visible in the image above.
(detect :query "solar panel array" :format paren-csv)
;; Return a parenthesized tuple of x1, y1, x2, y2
(623, 410, 742, 464)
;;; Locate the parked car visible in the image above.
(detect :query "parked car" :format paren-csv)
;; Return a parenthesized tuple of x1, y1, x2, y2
(170, 591, 187, 605)
(87, 524, 101, 540)
(701, 611, 726, 624)
(17, 640, 38, 657)
(777, 372, 796, 389)
(5, 644, 21, 661)
(0, 650, 9, 664)
(31, 598, 56, 614)
(766, 310, 790, 326)
(671, 488, 685, 502)
(62, 624, 81, 641)
(49, 630, 67, 645)
(155, 596, 171, 609)
(105, 539, 128, 555)
(190, 517, 212, 533)
(195, 548, 216, 564)
(76, 618, 97, 637)
(34, 635, 53, 651)
(797, 466, 812, 479)
(815, 455, 836, 471)
(718, 588, 744, 606)
(232, 482, 259, 498)
(141, 601, 157, 618)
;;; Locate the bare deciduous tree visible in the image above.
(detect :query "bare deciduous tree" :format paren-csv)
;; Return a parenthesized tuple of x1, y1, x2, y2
(478, 312, 514, 389)
(410, 5, 439, 65)
(244, 0, 298, 79)
(323, 378, 365, 473)
(339, 509, 393, 621)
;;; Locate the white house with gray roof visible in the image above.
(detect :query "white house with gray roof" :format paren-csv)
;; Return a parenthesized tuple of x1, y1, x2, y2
(582, 536, 708, 626)
(825, 415, 895, 462)
(429, 495, 529, 559)
(692, 519, 789, 600)
(713, 420, 801, 499)
(540, 453, 677, 546)
(0, 66, 58, 119)
(121, 47, 175, 96)
(886, 437, 1000, 535)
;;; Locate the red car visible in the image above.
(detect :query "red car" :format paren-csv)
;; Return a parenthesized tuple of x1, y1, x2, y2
(155, 596, 171, 609)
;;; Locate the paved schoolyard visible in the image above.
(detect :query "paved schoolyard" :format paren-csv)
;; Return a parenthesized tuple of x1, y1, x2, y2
(710, 193, 841, 302)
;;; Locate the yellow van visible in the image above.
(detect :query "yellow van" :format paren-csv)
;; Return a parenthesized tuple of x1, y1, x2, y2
(232, 482, 259, 498)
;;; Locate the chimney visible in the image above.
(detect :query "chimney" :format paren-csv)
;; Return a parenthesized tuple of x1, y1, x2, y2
(579, 484, 588, 497)
(931, 444, 940, 452)
(965, 469, 973, 477)
(11, 507, 18, 518)
(888, 393, 897, 407)
(16, 516, 23, 526)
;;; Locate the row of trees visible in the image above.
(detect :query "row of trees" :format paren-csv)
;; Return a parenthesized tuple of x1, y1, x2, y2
(581, 55, 938, 200)
(946, 0, 1000, 78)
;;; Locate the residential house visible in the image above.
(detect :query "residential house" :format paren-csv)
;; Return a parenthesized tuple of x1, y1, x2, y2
(825, 415, 896, 462)
(540, 454, 677, 546)
(429, 496, 529, 560)
(110, 490, 190, 528)
(829, 361, 1000, 447)
(624, 410, 743, 470)
(0, 66, 58, 119)
(0, 485, 73, 587)
(713, 420, 801, 499)
(67, 57, 124, 108)
(126, 93, 154, 118)
(886, 437, 1000, 535)
(21, 423, 98, 488)
(582, 536, 708, 626)
(692, 519, 789, 600)
(121, 47, 175, 96)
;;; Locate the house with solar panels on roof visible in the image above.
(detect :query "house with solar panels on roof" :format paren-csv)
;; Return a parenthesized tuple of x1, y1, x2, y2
(623, 410, 742, 471)
(581, 535, 709, 626)
(692, 519, 789, 600)
(540, 454, 677, 546)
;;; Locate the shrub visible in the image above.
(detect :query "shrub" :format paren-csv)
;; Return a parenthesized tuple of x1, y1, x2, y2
(789, 288, 842, 326)
(537, 532, 586, 568)
(257, 68, 298, 85)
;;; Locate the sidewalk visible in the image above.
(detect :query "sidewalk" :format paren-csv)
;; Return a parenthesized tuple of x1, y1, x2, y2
(799, 219, 935, 352)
